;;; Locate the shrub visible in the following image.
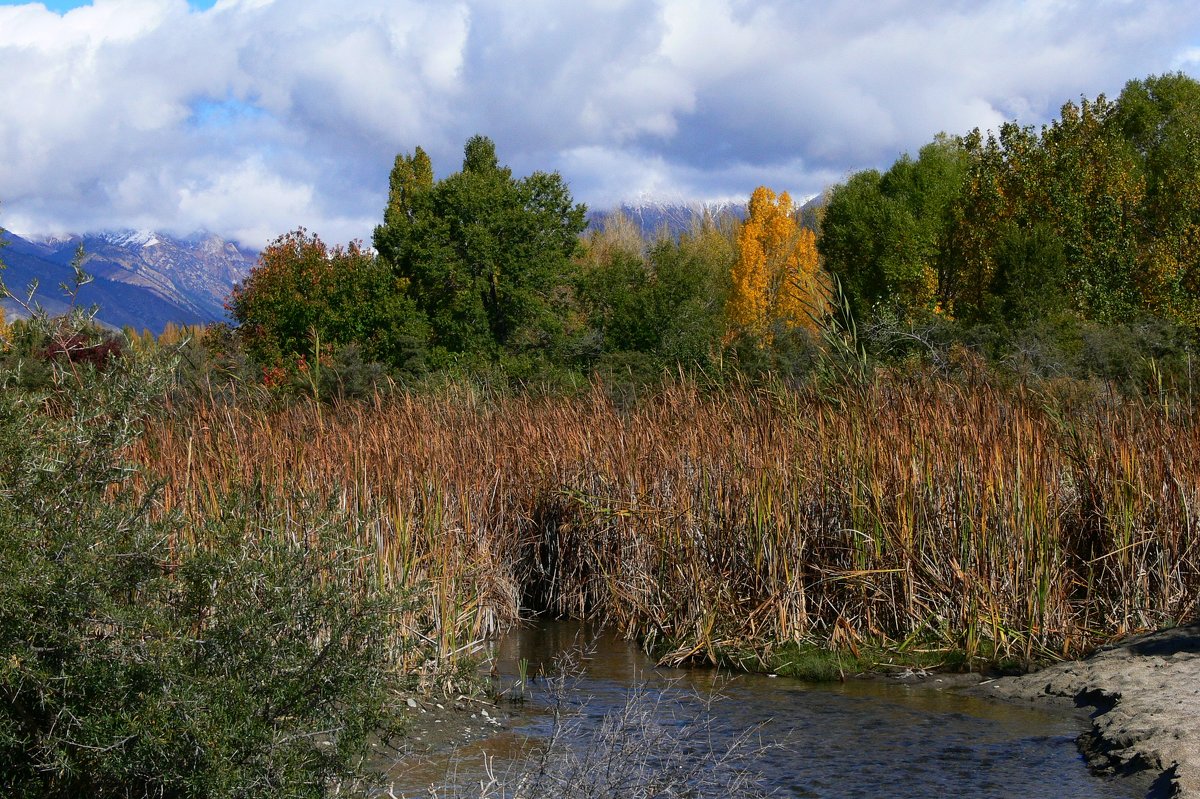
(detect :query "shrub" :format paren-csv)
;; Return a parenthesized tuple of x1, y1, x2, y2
(0, 318, 414, 798)
(228, 229, 428, 376)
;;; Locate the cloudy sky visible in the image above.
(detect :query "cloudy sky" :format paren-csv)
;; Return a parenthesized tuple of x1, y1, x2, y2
(1, 0, 1199, 248)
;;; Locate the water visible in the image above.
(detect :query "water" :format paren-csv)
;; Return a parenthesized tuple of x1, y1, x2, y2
(400, 621, 1150, 798)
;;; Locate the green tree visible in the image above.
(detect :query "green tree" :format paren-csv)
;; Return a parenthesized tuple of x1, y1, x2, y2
(1112, 73, 1200, 325)
(228, 229, 427, 373)
(577, 211, 731, 370)
(373, 136, 588, 360)
(816, 168, 887, 316)
(653, 224, 733, 366)
(819, 136, 968, 319)
(1040, 95, 1144, 320)
(950, 97, 1144, 323)
(947, 121, 1044, 320)
(820, 74, 1200, 341)
(986, 221, 1069, 326)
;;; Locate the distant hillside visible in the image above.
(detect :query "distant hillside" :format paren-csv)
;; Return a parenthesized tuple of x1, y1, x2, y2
(588, 201, 747, 239)
(0, 230, 256, 333)
(588, 195, 824, 239)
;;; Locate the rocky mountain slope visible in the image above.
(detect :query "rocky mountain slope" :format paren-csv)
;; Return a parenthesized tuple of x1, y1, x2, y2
(587, 200, 747, 239)
(0, 229, 256, 333)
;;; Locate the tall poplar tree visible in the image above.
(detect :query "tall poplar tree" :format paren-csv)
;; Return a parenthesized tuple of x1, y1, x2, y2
(727, 186, 824, 344)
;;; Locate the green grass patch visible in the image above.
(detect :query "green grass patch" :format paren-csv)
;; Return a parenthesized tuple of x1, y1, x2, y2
(648, 636, 985, 682)
(732, 641, 972, 681)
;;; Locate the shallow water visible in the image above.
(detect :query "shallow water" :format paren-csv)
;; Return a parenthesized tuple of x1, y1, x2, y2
(399, 621, 1149, 798)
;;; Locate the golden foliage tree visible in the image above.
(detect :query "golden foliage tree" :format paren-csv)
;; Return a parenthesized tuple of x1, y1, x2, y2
(727, 186, 824, 342)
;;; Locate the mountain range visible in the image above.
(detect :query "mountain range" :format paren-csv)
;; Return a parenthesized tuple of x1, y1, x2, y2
(588, 195, 822, 238)
(0, 230, 256, 333)
(588, 200, 748, 239)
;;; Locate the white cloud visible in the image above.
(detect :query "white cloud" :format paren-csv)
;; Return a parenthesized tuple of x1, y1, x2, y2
(0, 0, 1197, 249)
(1177, 47, 1200, 69)
(176, 158, 310, 243)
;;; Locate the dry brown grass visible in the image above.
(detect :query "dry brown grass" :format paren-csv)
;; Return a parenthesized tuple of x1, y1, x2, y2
(133, 376, 1200, 669)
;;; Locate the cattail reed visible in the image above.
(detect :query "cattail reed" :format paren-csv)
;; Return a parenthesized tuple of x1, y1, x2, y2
(134, 377, 1200, 668)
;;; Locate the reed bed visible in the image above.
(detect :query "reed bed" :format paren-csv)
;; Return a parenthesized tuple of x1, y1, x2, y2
(133, 377, 1200, 668)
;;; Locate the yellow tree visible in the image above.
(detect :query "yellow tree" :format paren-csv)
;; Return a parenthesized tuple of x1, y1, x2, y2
(727, 186, 825, 343)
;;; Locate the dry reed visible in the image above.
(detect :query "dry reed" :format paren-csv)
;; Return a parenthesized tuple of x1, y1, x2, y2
(133, 376, 1200, 668)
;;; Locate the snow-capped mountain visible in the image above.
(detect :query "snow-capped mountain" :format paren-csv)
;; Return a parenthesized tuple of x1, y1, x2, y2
(0, 229, 257, 333)
(588, 200, 747, 239)
(588, 194, 826, 239)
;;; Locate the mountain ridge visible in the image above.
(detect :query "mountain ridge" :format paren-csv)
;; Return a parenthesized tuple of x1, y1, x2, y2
(1, 229, 257, 333)
(587, 195, 824, 239)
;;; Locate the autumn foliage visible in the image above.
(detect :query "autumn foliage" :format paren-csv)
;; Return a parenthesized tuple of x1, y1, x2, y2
(726, 186, 825, 343)
(221, 74, 1200, 392)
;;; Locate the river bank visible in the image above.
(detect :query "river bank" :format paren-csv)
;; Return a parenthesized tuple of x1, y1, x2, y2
(377, 619, 1200, 797)
(979, 621, 1200, 798)
(382, 621, 1153, 798)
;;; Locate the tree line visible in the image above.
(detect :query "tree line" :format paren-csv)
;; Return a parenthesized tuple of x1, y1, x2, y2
(822, 72, 1200, 330)
(226, 73, 1200, 394)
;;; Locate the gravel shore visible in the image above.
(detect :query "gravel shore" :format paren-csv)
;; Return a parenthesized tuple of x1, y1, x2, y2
(979, 622, 1200, 797)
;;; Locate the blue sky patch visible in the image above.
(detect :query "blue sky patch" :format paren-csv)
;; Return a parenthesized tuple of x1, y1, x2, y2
(189, 97, 267, 130)
(0, 0, 217, 12)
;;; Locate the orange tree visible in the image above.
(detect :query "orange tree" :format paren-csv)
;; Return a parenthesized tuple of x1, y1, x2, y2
(726, 186, 825, 345)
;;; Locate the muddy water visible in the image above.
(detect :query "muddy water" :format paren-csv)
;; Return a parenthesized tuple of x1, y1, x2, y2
(400, 621, 1150, 798)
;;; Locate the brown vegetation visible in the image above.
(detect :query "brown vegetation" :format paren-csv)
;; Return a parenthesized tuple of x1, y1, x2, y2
(134, 376, 1200, 670)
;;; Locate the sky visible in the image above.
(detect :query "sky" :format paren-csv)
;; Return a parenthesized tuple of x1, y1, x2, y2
(1, 0, 1199, 249)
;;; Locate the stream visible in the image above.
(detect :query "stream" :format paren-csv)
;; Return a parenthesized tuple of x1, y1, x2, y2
(392, 621, 1151, 798)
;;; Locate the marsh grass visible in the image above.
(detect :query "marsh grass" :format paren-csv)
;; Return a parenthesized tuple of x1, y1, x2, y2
(700, 638, 971, 682)
(134, 373, 1200, 672)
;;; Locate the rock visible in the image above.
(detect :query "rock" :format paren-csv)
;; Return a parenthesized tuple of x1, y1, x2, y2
(981, 621, 1200, 797)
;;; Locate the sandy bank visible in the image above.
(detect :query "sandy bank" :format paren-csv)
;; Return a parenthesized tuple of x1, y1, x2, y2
(980, 622, 1200, 797)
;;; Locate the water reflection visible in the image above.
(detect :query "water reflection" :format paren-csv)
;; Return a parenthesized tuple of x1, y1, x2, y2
(403, 621, 1149, 798)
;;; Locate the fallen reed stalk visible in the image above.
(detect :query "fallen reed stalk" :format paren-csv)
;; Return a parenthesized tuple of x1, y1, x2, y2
(133, 375, 1200, 669)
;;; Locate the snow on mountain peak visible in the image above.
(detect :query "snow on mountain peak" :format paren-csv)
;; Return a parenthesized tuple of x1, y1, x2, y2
(103, 230, 163, 248)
